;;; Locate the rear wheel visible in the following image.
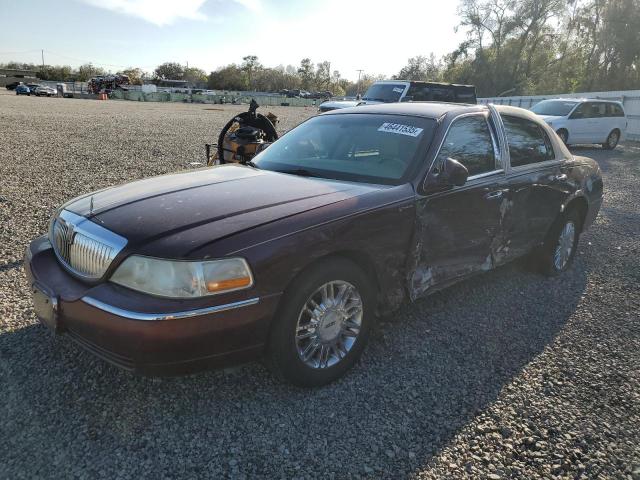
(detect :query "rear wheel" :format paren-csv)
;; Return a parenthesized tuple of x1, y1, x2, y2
(602, 129, 620, 150)
(534, 208, 581, 276)
(267, 258, 374, 387)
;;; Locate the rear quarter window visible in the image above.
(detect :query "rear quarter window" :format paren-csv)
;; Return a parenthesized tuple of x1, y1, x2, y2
(501, 115, 555, 167)
(607, 103, 625, 117)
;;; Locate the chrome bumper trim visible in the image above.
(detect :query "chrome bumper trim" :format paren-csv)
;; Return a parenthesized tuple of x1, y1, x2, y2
(81, 296, 260, 321)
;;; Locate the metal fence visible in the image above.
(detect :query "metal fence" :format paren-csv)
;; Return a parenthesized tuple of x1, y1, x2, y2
(108, 89, 322, 107)
(479, 89, 640, 141)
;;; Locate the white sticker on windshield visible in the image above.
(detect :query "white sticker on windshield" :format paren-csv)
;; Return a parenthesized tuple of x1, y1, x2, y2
(378, 122, 424, 137)
(392, 87, 404, 93)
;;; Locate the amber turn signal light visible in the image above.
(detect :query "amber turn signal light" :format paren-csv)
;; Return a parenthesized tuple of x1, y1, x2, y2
(206, 276, 252, 293)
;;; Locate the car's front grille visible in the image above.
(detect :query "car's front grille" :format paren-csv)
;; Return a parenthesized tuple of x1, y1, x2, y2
(50, 209, 127, 280)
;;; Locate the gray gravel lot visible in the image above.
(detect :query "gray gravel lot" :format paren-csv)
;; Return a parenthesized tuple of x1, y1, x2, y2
(1, 90, 639, 479)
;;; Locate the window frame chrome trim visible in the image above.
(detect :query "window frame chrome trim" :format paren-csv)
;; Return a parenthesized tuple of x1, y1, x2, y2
(81, 296, 260, 321)
(487, 104, 511, 173)
(466, 169, 505, 181)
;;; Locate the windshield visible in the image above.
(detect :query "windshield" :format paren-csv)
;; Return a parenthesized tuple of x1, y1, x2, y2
(531, 100, 578, 116)
(362, 84, 407, 102)
(252, 114, 436, 185)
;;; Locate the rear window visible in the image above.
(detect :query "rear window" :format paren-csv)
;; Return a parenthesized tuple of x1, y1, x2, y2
(501, 115, 555, 167)
(362, 84, 407, 103)
(253, 114, 436, 185)
(606, 103, 625, 117)
(407, 84, 477, 104)
(587, 102, 607, 118)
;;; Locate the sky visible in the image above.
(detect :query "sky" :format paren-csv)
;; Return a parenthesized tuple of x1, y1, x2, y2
(0, 0, 466, 81)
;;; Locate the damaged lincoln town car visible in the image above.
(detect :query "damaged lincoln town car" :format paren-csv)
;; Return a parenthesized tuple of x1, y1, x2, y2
(25, 103, 603, 386)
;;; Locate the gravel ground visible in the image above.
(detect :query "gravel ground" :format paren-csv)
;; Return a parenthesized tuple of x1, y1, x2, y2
(1, 90, 638, 479)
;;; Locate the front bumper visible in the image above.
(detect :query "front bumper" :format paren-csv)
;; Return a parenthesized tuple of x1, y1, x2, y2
(25, 236, 281, 375)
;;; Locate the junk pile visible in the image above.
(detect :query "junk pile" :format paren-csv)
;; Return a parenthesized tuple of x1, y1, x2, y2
(87, 74, 130, 94)
(206, 99, 279, 166)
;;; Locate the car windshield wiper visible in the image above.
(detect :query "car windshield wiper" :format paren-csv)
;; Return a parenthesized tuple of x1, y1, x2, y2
(275, 168, 320, 178)
(246, 160, 260, 169)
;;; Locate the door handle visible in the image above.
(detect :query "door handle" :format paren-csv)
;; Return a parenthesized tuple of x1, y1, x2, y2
(484, 190, 505, 200)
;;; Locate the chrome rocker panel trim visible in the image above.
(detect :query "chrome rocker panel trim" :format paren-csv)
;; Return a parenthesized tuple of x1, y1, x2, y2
(81, 296, 260, 321)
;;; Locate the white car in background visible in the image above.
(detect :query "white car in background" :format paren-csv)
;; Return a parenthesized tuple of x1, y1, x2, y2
(531, 98, 627, 149)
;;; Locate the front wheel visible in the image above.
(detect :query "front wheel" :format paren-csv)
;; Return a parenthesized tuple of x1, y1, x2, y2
(602, 130, 620, 150)
(267, 258, 375, 387)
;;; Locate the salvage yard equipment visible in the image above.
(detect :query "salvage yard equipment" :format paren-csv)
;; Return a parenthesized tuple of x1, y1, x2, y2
(206, 99, 279, 166)
(87, 74, 130, 94)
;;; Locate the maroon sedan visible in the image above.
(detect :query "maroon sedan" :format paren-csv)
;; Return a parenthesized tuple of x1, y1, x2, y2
(25, 103, 603, 386)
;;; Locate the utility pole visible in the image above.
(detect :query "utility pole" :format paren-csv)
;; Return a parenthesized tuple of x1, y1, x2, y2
(356, 69, 364, 97)
(41, 49, 45, 68)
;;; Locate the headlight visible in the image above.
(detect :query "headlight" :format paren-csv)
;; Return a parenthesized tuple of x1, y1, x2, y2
(110, 256, 254, 298)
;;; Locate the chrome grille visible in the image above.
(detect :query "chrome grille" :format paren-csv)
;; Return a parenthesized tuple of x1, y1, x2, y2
(50, 210, 127, 280)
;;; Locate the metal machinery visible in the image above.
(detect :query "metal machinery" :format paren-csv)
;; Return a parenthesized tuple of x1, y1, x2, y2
(206, 99, 279, 166)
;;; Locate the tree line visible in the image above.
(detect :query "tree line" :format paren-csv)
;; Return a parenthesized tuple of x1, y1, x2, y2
(437, 0, 640, 96)
(3, 0, 638, 97)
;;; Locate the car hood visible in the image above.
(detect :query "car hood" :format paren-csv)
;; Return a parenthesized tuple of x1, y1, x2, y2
(537, 115, 565, 123)
(63, 165, 384, 252)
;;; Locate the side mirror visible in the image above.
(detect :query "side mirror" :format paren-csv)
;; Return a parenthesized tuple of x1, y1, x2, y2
(400, 95, 413, 102)
(569, 110, 583, 120)
(439, 157, 469, 186)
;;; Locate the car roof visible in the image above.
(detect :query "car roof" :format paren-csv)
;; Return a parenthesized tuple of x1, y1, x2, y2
(494, 104, 551, 121)
(370, 79, 475, 88)
(539, 98, 622, 105)
(324, 102, 485, 119)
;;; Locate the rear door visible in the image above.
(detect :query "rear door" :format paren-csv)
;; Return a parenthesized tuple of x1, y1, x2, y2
(499, 114, 571, 256)
(410, 113, 508, 299)
(606, 102, 628, 140)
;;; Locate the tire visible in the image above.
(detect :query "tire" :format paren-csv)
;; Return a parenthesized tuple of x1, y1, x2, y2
(535, 208, 581, 276)
(556, 129, 568, 145)
(602, 129, 620, 150)
(267, 258, 375, 387)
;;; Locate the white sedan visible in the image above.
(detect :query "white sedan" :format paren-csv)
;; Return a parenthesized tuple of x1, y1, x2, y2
(34, 86, 56, 97)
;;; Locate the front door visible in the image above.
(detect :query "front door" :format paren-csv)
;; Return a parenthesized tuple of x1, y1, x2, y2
(567, 103, 591, 143)
(410, 113, 508, 300)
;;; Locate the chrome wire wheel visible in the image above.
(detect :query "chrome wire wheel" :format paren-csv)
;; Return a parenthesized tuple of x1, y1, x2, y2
(554, 221, 576, 271)
(295, 280, 363, 369)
